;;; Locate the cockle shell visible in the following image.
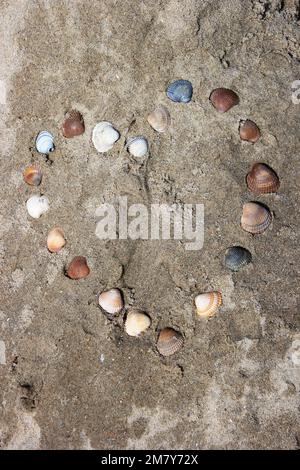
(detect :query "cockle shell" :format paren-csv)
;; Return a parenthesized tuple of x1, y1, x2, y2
(62, 110, 85, 138)
(23, 165, 42, 186)
(47, 227, 66, 253)
(98, 288, 124, 317)
(66, 256, 90, 279)
(26, 195, 49, 219)
(147, 105, 171, 133)
(241, 202, 272, 234)
(210, 88, 239, 112)
(126, 136, 149, 158)
(156, 328, 184, 357)
(166, 80, 193, 103)
(246, 163, 280, 194)
(225, 246, 252, 272)
(35, 131, 55, 154)
(195, 292, 222, 319)
(124, 309, 151, 336)
(92, 121, 120, 153)
(239, 120, 261, 143)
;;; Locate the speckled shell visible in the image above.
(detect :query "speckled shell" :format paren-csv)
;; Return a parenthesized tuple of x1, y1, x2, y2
(66, 256, 90, 279)
(23, 165, 42, 186)
(35, 131, 55, 154)
(209, 88, 239, 112)
(62, 110, 85, 138)
(166, 80, 193, 103)
(124, 309, 151, 336)
(92, 121, 120, 153)
(239, 120, 260, 143)
(26, 195, 49, 219)
(246, 163, 280, 194)
(47, 227, 66, 253)
(126, 136, 149, 158)
(195, 292, 222, 319)
(98, 288, 124, 316)
(147, 105, 171, 133)
(241, 202, 272, 234)
(156, 328, 184, 357)
(225, 246, 252, 272)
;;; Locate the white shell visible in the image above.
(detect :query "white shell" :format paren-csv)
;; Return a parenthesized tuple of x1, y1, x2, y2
(147, 105, 171, 133)
(98, 288, 124, 314)
(26, 195, 50, 219)
(124, 310, 151, 336)
(35, 131, 55, 154)
(92, 121, 120, 153)
(195, 292, 222, 319)
(126, 136, 149, 158)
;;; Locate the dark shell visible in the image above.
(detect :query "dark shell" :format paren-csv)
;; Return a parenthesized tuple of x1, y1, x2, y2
(225, 246, 252, 271)
(62, 110, 85, 138)
(166, 80, 193, 103)
(209, 88, 239, 112)
(66, 256, 90, 279)
(246, 163, 280, 194)
(156, 328, 183, 357)
(239, 120, 261, 143)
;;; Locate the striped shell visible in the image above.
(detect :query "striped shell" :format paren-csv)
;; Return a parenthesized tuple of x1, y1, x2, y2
(35, 131, 55, 154)
(156, 328, 184, 357)
(246, 163, 280, 194)
(210, 88, 239, 112)
(124, 309, 151, 336)
(126, 136, 149, 158)
(23, 165, 42, 186)
(147, 105, 171, 133)
(239, 120, 261, 143)
(62, 110, 85, 138)
(98, 288, 124, 316)
(225, 246, 252, 272)
(195, 292, 222, 319)
(241, 202, 272, 234)
(92, 122, 120, 153)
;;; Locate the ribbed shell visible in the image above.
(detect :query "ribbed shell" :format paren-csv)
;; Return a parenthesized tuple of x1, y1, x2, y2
(209, 88, 239, 112)
(225, 246, 252, 271)
(147, 105, 171, 133)
(195, 292, 222, 318)
(246, 163, 280, 194)
(126, 136, 149, 158)
(156, 328, 183, 357)
(241, 202, 272, 234)
(239, 120, 260, 143)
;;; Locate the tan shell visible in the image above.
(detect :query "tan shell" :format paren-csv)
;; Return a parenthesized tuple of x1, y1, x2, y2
(62, 110, 85, 138)
(246, 163, 280, 194)
(147, 105, 171, 133)
(210, 88, 239, 112)
(124, 309, 151, 336)
(47, 227, 66, 253)
(66, 256, 90, 279)
(241, 202, 272, 234)
(239, 120, 261, 143)
(98, 288, 124, 315)
(23, 165, 42, 186)
(195, 292, 222, 319)
(156, 328, 183, 357)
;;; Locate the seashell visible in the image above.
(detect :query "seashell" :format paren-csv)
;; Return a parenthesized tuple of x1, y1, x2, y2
(147, 105, 171, 133)
(124, 309, 151, 336)
(47, 227, 66, 253)
(195, 292, 222, 319)
(209, 88, 239, 112)
(225, 246, 252, 272)
(157, 328, 183, 357)
(66, 256, 90, 279)
(98, 288, 124, 317)
(35, 131, 55, 154)
(92, 121, 120, 153)
(126, 136, 149, 158)
(166, 79, 193, 103)
(26, 195, 49, 219)
(241, 202, 272, 234)
(23, 165, 42, 186)
(62, 110, 85, 138)
(239, 120, 261, 143)
(246, 163, 280, 194)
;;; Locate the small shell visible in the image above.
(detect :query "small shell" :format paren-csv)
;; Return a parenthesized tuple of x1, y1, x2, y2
(246, 163, 280, 194)
(26, 195, 49, 219)
(92, 121, 120, 153)
(239, 120, 261, 143)
(47, 227, 66, 253)
(156, 328, 184, 357)
(126, 136, 149, 158)
(225, 246, 252, 272)
(66, 256, 90, 279)
(23, 165, 42, 186)
(62, 110, 85, 138)
(35, 131, 55, 154)
(166, 79, 193, 103)
(124, 309, 151, 336)
(98, 288, 124, 317)
(147, 105, 171, 133)
(209, 88, 239, 112)
(195, 292, 222, 319)
(241, 202, 272, 234)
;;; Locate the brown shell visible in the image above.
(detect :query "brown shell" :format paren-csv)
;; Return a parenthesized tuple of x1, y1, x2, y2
(23, 165, 42, 186)
(241, 202, 272, 234)
(209, 88, 239, 113)
(66, 256, 90, 279)
(239, 120, 261, 143)
(62, 110, 85, 138)
(246, 163, 280, 194)
(156, 328, 183, 357)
